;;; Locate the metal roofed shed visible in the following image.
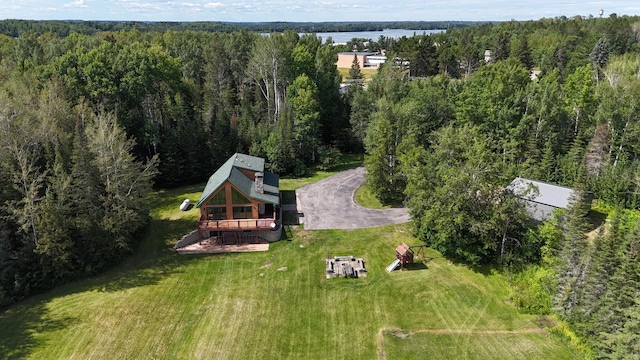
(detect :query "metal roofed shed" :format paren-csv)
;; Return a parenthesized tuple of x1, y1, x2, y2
(505, 177, 591, 221)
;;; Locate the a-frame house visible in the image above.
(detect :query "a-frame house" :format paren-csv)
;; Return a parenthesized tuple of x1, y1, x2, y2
(196, 153, 281, 244)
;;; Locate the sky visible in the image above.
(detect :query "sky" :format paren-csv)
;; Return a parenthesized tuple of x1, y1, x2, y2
(1, 0, 639, 23)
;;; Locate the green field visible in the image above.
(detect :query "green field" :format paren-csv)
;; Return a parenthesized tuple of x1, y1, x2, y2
(0, 164, 577, 359)
(338, 67, 378, 81)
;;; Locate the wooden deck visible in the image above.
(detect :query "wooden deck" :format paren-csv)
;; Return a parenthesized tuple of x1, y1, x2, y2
(197, 217, 276, 231)
(176, 237, 269, 254)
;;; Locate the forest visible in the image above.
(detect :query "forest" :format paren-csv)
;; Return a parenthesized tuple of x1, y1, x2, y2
(0, 20, 477, 38)
(1, 14, 640, 358)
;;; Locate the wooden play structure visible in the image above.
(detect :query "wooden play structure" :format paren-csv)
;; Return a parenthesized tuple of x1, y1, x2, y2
(387, 242, 428, 272)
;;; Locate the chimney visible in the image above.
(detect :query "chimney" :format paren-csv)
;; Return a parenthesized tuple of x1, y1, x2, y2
(255, 172, 264, 193)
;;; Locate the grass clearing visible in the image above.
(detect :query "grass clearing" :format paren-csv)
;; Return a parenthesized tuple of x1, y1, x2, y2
(354, 181, 404, 210)
(0, 155, 576, 359)
(338, 67, 378, 81)
(278, 153, 363, 192)
(381, 330, 575, 359)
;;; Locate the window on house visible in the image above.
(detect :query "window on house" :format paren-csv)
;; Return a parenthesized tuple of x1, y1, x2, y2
(232, 206, 253, 219)
(207, 207, 227, 220)
(208, 190, 226, 205)
(232, 188, 250, 204)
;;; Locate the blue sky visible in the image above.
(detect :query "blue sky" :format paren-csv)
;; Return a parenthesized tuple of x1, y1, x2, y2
(2, 0, 639, 22)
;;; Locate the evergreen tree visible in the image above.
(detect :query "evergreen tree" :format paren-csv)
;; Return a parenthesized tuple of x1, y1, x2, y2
(554, 165, 591, 321)
(492, 31, 510, 62)
(348, 54, 363, 80)
(596, 235, 640, 357)
(35, 152, 75, 283)
(69, 116, 108, 272)
(576, 209, 622, 336)
(537, 139, 557, 182)
(512, 36, 533, 69)
(590, 37, 610, 83)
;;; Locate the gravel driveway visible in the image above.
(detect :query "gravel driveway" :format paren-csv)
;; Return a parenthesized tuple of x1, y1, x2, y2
(294, 167, 411, 230)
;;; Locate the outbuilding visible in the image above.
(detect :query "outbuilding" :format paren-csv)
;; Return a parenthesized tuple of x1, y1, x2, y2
(506, 177, 591, 221)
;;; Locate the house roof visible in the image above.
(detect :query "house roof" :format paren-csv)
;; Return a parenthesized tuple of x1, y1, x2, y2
(196, 153, 279, 208)
(506, 177, 575, 209)
(338, 52, 378, 56)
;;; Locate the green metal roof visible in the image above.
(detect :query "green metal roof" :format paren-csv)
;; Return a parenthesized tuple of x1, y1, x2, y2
(196, 153, 279, 208)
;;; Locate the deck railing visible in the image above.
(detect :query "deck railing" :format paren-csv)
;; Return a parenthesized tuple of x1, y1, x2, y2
(198, 216, 276, 231)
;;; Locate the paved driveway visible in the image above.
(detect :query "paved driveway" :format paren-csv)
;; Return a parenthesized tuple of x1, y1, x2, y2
(294, 167, 411, 230)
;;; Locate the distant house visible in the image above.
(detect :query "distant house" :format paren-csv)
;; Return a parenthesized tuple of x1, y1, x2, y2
(484, 50, 492, 63)
(336, 52, 386, 69)
(530, 70, 542, 80)
(505, 177, 591, 221)
(196, 153, 281, 244)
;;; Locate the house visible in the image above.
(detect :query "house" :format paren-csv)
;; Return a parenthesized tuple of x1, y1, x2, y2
(196, 153, 281, 244)
(505, 177, 591, 221)
(484, 50, 492, 63)
(336, 52, 386, 69)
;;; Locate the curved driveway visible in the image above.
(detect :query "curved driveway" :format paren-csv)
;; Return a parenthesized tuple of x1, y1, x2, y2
(295, 167, 411, 230)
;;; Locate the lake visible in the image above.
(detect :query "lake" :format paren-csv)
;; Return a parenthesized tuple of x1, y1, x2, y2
(264, 29, 445, 44)
(305, 29, 445, 43)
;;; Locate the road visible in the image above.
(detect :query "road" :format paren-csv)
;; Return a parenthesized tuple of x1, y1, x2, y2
(293, 167, 411, 230)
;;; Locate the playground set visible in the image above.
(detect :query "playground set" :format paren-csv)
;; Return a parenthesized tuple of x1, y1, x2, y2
(386, 242, 428, 272)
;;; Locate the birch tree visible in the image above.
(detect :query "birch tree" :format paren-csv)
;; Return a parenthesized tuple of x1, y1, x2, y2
(85, 111, 158, 249)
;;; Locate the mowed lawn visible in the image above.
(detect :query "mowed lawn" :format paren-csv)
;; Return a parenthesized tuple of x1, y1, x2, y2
(0, 167, 576, 359)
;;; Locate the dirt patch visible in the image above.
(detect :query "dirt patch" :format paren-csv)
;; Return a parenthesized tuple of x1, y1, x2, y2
(388, 330, 411, 339)
(277, 267, 288, 271)
(176, 240, 269, 254)
(535, 316, 557, 329)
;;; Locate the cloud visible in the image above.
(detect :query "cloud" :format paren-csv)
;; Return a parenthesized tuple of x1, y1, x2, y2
(204, 2, 223, 9)
(63, 0, 89, 8)
(115, 0, 158, 10)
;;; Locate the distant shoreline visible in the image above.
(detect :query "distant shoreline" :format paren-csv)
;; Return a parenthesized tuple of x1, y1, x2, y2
(0, 19, 485, 37)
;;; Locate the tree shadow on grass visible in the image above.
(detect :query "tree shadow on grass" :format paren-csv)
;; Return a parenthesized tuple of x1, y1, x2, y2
(0, 302, 76, 360)
(401, 262, 429, 270)
(0, 183, 220, 358)
(586, 209, 607, 232)
(91, 217, 203, 293)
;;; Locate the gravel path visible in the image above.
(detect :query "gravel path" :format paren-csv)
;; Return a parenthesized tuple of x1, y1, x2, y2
(294, 167, 411, 230)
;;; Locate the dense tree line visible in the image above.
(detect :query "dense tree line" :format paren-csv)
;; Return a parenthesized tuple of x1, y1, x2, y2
(0, 28, 351, 305)
(357, 14, 640, 357)
(0, 20, 479, 38)
(2, 14, 640, 356)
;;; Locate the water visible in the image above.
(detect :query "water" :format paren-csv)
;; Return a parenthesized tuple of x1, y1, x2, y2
(305, 29, 445, 44)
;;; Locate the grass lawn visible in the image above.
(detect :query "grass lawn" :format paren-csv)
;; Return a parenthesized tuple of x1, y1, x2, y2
(0, 155, 577, 360)
(338, 67, 378, 81)
(354, 181, 404, 210)
(382, 331, 574, 359)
